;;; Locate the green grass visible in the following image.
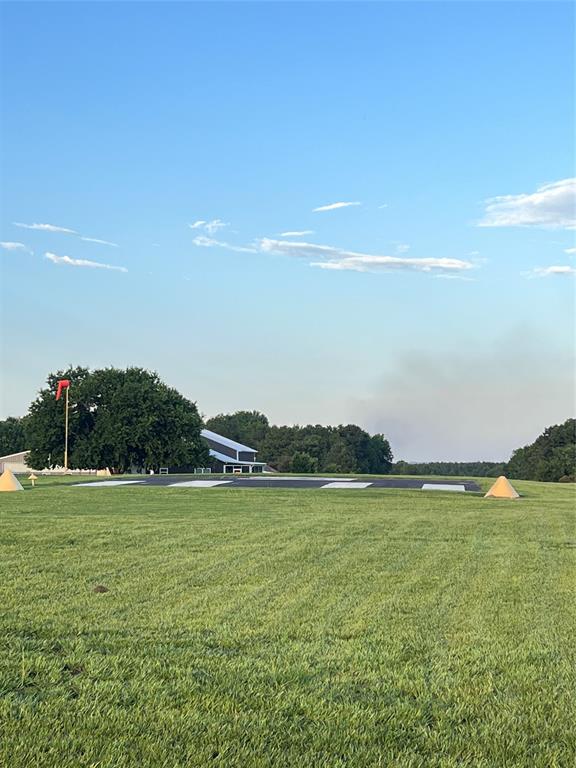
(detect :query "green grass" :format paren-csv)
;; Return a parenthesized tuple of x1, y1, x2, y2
(1, 482, 574, 767)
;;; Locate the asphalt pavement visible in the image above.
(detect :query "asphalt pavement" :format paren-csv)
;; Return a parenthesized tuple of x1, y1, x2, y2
(75, 475, 482, 492)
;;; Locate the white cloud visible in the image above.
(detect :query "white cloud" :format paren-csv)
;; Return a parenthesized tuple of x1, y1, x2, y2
(45, 252, 127, 272)
(478, 178, 576, 229)
(192, 235, 257, 253)
(1, 241, 32, 254)
(259, 238, 474, 275)
(189, 219, 229, 234)
(14, 222, 77, 234)
(564, 247, 576, 255)
(378, 203, 389, 209)
(80, 237, 119, 247)
(526, 265, 576, 278)
(279, 230, 315, 237)
(434, 274, 475, 282)
(312, 201, 361, 212)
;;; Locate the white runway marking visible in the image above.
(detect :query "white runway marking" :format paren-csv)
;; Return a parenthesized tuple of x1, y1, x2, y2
(421, 484, 466, 492)
(75, 480, 145, 487)
(321, 482, 373, 489)
(245, 476, 355, 482)
(167, 480, 232, 488)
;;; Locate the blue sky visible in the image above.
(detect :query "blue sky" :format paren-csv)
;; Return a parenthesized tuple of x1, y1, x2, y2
(1, 1, 574, 461)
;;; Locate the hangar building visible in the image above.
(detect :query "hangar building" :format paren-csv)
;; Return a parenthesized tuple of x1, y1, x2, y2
(201, 429, 266, 474)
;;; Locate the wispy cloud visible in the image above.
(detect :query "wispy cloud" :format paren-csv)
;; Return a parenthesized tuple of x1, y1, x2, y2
(279, 230, 315, 237)
(14, 222, 77, 234)
(564, 247, 576, 255)
(80, 236, 119, 247)
(378, 203, 389, 209)
(1, 241, 32, 254)
(259, 238, 474, 275)
(13, 220, 121, 248)
(525, 265, 576, 278)
(45, 252, 127, 272)
(192, 235, 257, 253)
(312, 201, 361, 212)
(189, 219, 229, 234)
(478, 178, 576, 230)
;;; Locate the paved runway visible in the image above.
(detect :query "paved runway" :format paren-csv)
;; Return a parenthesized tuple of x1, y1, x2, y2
(75, 475, 481, 492)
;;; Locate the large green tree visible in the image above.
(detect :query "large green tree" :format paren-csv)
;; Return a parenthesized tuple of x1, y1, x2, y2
(26, 366, 208, 472)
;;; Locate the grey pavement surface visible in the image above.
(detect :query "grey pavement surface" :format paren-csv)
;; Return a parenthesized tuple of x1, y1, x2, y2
(75, 475, 482, 492)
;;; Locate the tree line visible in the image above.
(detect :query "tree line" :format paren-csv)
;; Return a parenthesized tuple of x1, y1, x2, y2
(206, 411, 393, 473)
(394, 461, 505, 478)
(0, 366, 574, 480)
(392, 420, 575, 482)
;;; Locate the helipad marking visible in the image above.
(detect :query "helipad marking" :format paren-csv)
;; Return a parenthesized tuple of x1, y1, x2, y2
(421, 483, 466, 492)
(167, 480, 232, 488)
(75, 480, 145, 487)
(321, 482, 373, 489)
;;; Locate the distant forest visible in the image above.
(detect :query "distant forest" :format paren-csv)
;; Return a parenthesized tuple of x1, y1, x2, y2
(394, 461, 505, 478)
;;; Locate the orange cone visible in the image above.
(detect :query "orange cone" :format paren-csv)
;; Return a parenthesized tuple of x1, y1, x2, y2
(0, 468, 24, 492)
(484, 476, 520, 499)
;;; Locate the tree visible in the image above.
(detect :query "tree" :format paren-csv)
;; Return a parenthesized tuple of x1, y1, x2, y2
(506, 419, 576, 482)
(291, 451, 318, 473)
(25, 366, 209, 472)
(324, 433, 358, 473)
(26, 366, 92, 469)
(260, 425, 298, 472)
(337, 425, 372, 473)
(205, 411, 269, 449)
(367, 434, 394, 474)
(0, 416, 28, 456)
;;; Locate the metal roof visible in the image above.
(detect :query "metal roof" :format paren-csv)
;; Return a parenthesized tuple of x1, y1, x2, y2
(0, 450, 30, 461)
(201, 429, 259, 454)
(208, 448, 265, 466)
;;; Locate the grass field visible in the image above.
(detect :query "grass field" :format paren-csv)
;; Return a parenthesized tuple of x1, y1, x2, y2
(1, 481, 574, 767)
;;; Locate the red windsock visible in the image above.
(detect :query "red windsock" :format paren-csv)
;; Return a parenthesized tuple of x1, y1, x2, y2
(56, 379, 70, 401)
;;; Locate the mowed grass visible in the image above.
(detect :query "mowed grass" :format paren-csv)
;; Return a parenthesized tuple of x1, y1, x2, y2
(0, 483, 574, 767)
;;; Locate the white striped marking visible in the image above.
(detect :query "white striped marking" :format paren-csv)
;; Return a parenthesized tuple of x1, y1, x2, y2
(167, 480, 232, 488)
(75, 480, 145, 487)
(245, 476, 355, 482)
(321, 482, 373, 489)
(421, 483, 466, 492)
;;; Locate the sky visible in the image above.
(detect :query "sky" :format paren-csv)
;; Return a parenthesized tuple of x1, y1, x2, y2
(1, 0, 574, 462)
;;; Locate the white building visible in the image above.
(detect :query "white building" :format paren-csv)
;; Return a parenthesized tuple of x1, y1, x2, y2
(0, 451, 31, 474)
(201, 429, 266, 473)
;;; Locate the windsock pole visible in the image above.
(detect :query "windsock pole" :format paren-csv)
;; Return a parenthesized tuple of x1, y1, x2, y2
(64, 385, 69, 471)
(56, 379, 71, 471)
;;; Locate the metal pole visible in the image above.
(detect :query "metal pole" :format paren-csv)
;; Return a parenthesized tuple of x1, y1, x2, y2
(64, 385, 69, 471)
